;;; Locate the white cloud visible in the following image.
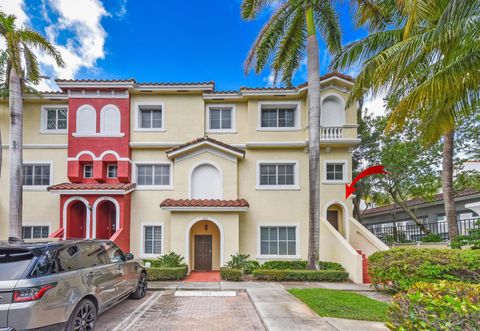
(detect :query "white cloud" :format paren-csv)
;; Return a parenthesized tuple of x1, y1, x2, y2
(362, 91, 387, 116)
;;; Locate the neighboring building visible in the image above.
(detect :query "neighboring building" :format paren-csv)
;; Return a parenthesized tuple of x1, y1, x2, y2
(0, 72, 387, 283)
(362, 189, 480, 242)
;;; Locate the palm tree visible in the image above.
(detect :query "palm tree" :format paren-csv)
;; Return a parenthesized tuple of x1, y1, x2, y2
(240, 0, 341, 268)
(332, 0, 480, 240)
(0, 12, 64, 238)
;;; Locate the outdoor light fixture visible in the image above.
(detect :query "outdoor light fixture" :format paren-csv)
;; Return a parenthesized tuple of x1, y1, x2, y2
(204, 222, 208, 231)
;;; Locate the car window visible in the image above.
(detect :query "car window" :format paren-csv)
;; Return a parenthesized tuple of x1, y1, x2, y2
(30, 248, 57, 278)
(101, 242, 126, 264)
(0, 248, 37, 280)
(55, 243, 108, 271)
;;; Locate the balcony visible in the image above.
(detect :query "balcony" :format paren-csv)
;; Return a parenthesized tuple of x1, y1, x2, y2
(320, 126, 343, 139)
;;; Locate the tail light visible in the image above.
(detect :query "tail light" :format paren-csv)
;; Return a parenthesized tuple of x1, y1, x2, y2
(13, 283, 56, 302)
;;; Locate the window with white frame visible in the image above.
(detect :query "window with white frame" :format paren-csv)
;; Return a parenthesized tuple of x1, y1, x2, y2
(207, 105, 235, 131)
(325, 162, 345, 182)
(107, 164, 117, 178)
(138, 104, 163, 130)
(23, 164, 51, 186)
(260, 103, 299, 129)
(136, 164, 171, 186)
(260, 226, 296, 256)
(143, 225, 162, 255)
(258, 162, 298, 189)
(22, 226, 49, 239)
(84, 164, 93, 178)
(41, 106, 67, 132)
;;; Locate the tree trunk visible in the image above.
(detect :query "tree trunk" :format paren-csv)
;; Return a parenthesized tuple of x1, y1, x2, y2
(442, 130, 458, 240)
(353, 196, 362, 223)
(390, 188, 431, 234)
(306, 7, 321, 270)
(0, 126, 2, 179)
(9, 69, 23, 239)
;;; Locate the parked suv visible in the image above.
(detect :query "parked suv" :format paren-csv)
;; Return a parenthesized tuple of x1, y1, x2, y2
(0, 239, 147, 331)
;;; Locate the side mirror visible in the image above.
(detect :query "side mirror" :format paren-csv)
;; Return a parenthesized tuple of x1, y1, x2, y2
(125, 253, 134, 261)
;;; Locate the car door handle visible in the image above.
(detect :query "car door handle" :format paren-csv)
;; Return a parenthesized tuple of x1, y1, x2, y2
(87, 271, 95, 278)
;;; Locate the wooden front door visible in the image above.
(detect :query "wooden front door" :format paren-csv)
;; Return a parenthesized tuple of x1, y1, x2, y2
(327, 210, 339, 231)
(194, 235, 212, 270)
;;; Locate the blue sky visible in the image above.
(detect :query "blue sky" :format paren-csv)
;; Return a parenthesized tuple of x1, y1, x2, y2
(5, 0, 367, 91)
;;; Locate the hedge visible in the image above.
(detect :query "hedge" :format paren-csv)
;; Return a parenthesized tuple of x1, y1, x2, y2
(220, 267, 243, 281)
(318, 261, 345, 271)
(253, 269, 348, 282)
(146, 266, 188, 281)
(368, 248, 480, 292)
(387, 281, 480, 331)
(261, 260, 308, 270)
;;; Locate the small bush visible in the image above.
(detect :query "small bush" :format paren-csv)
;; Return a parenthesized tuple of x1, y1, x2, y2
(156, 252, 185, 267)
(253, 269, 348, 282)
(451, 219, 480, 249)
(369, 248, 480, 292)
(387, 281, 480, 331)
(220, 267, 243, 281)
(318, 261, 345, 271)
(225, 253, 260, 274)
(420, 233, 444, 242)
(146, 266, 188, 281)
(262, 260, 308, 270)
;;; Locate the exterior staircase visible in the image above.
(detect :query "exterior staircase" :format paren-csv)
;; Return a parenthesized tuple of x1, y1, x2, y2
(357, 250, 371, 284)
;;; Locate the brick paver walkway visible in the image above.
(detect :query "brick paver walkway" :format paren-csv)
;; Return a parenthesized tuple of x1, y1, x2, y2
(127, 290, 265, 330)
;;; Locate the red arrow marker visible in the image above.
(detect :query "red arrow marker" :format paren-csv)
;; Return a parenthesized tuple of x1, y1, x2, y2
(345, 165, 388, 199)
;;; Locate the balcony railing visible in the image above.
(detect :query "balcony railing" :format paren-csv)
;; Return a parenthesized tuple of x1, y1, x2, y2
(320, 126, 343, 139)
(366, 218, 480, 244)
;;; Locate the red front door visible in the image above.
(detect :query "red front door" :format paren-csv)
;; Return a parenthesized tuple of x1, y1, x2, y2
(68, 201, 87, 238)
(96, 201, 116, 239)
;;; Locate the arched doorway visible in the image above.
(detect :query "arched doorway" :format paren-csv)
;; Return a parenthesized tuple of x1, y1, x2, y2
(95, 200, 117, 239)
(188, 220, 221, 271)
(67, 201, 87, 239)
(326, 203, 347, 238)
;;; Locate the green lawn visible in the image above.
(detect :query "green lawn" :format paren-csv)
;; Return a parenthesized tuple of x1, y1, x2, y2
(288, 288, 388, 322)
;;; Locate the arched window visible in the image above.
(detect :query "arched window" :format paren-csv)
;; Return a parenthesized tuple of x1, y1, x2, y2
(100, 105, 121, 134)
(321, 95, 345, 127)
(76, 105, 96, 134)
(191, 163, 222, 199)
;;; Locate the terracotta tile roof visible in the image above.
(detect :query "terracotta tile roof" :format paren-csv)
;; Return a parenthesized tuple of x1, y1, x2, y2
(166, 136, 245, 156)
(160, 199, 249, 208)
(363, 188, 480, 216)
(137, 81, 215, 86)
(48, 182, 136, 191)
(55, 78, 136, 83)
(320, 71, 354, 82)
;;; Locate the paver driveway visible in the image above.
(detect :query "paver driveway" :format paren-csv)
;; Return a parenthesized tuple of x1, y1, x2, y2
(96, 290, 265, 331)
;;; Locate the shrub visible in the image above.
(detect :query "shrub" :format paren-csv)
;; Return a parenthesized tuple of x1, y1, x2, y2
(369, 248, 480, 292)
(420, 233, 444, 243)
(146, 266, 188, 281)
(225, 253, 260, 274)
(387, 281, 480, 331)
(451, 219, 480, 249)
(262, 260, 308, 270)
(318, 261, 345, 271)
(156, 252, 185, 267)
(253, 269, 348, 282)
(220, 267, 243, 281)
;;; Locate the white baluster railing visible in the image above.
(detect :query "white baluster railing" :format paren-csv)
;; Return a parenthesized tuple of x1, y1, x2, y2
(320, 127, 343, 139)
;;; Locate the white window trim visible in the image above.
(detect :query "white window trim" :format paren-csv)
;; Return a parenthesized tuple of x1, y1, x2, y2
(134, 101, 166, 132)
(21, 223, 52, 239)
(257, 101, 302, 131)
(83, 164, 93, 179)
(23, 161, 53, 191)
(323, 160, 349, 184)
(256, 160, 300, 190)
(132, 161, 174, 190)
(40, 105, 68, 134)
(140, 222, 165, 258)
(107, 164, 117, 178)
(205, 104, 237, 133)
(256, 223, 301, 259)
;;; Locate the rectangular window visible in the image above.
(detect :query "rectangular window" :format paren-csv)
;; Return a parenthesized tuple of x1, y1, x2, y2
(42, 106, 67, 132)
(23, 164, 51, 186)
(261, 106, 296, 128)
(107, 165, 117, 178)
(259, 163, 296, 187)
(144, 226, 162, 255)
(139, 105, 162, 129)
(260, 226, 296, 256)
(326, 163, 344, 181)
(136, 164, 171, 186)
(22, 226, 49, 239)
(84, 164, 93, 178)
(208, 106, 233, 131)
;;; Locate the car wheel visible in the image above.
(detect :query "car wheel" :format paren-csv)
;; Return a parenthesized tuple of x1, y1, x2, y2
(65, 298, 97, 331)
(130, 272, 147, 299)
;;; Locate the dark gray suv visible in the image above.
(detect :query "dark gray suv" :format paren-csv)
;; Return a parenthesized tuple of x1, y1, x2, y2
(0, 240, 147, 331)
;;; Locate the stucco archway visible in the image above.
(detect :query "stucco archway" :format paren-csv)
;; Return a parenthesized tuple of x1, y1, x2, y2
(323, 200, 350, 239)
(63, 196, 91, 239)
(185, 217, 224, 271)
